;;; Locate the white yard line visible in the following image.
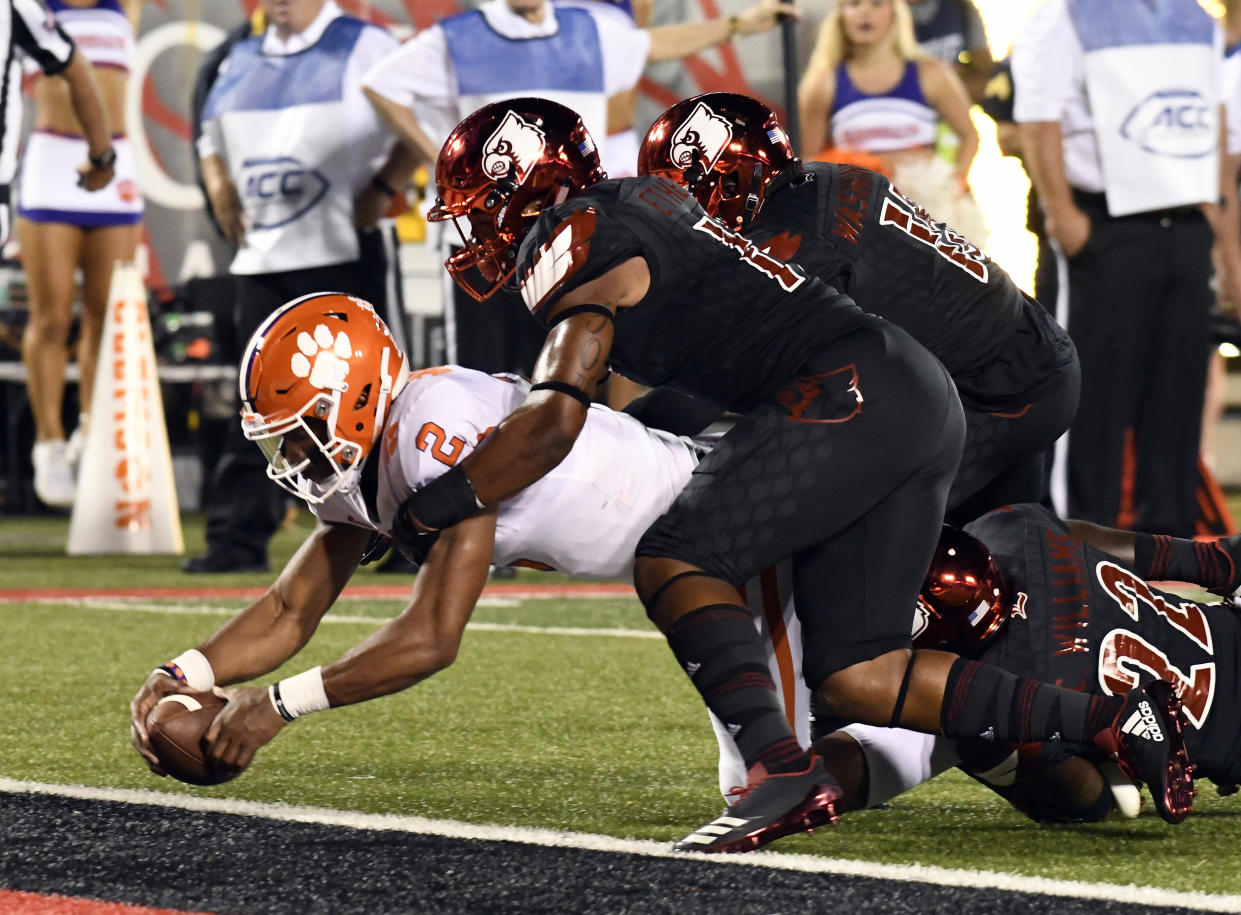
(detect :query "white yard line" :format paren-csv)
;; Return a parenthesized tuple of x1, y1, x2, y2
(2, 778, 1236, 912)
(11, 596, 663, 639)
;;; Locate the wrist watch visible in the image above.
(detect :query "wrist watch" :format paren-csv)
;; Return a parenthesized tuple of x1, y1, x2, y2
(89, 146, 117, 170)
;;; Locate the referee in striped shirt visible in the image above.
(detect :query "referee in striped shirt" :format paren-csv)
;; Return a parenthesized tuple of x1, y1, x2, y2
(0, 0, 115, 243)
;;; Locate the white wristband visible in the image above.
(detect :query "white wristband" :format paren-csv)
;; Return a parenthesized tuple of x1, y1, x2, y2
(270, 667, 330, 721)
(154, 649, 215, 692)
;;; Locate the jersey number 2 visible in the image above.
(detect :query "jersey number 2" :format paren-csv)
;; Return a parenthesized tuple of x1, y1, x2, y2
(416, 422, 466, 467)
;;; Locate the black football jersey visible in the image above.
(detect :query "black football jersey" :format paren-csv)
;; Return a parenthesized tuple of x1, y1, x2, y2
(515, 176, 880, 410)
(750, 163, 1071, 408)
(968, 503, 1241, 787)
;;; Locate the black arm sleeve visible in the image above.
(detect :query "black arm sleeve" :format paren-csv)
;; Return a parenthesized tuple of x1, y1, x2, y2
(957, 0, 989, 48)
(622, 386, 726, 438)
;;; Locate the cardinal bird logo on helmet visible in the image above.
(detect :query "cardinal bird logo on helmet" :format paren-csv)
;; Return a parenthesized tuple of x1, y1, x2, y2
(670, 102, 733, 171)
(640, 93, 799, 231)
(483, 111, 547, 185)
(430, 99, 606, 302)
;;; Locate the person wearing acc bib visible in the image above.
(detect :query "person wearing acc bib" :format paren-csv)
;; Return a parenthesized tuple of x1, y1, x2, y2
(184, 0, 417, 574)
(1013, 0, 1241, 538)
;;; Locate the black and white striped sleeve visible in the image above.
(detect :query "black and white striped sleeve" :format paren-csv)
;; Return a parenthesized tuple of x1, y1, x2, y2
(11, 0, 75, 76)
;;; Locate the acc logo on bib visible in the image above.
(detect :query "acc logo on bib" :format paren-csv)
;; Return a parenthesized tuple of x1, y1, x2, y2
(1120, 89, 1215, 159)
(483, 111, 546, 185)
(240, 156, 330, 228)
(670, 101, 732, 170)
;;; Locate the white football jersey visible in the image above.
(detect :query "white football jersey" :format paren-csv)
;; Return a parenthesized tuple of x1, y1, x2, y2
(307, 366, 827, 802)
(310, 366, 699, 579)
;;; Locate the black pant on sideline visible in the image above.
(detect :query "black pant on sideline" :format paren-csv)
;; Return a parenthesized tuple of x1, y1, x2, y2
(445, 251, 547, 376)
(1060, 191, 1212, 536)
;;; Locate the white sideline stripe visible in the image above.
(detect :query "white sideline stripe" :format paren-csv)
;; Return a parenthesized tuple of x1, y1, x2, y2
(3, 779, 1238, 913)
(0, 589, 633, 604)
(17, 597, 663, 640)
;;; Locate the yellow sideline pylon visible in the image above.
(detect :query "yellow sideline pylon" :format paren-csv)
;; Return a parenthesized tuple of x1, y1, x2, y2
(68, 262, 184, 555)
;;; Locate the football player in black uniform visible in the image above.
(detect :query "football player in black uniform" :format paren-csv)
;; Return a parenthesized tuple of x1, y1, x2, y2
(819, 506, 1238, 825)
(401, 98, 1191, 852)
(637, 91, 1079, 527)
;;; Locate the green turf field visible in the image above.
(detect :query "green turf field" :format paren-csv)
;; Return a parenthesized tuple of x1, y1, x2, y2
(2, 510, 1239, 897)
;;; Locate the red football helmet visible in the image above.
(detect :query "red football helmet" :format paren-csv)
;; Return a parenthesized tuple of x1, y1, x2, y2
(239, 293, 409, 504)
(913, 526, 1010, 655)
(637, 92, 798, 231)
(428, 98, 606, 301)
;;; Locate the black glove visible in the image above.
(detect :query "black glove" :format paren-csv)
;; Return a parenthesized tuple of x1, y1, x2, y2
(623, 386, 726, 437)
(359, 531, 393, 566)
(391, 497, 441, 568)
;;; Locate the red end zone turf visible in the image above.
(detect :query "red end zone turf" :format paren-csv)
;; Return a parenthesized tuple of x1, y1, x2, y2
(0, 889, 212, 914)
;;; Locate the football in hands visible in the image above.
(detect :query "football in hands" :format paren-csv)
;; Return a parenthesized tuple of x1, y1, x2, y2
(146, 691, 239, 786)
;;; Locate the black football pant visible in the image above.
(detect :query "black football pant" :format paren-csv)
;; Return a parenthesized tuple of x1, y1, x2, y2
(946, 320, 1080, 528)
(636, 322, 965, 688)
(202, 238, 390, 562)
(445, 247, 547, 377)
(1056, 191, 1212, 536)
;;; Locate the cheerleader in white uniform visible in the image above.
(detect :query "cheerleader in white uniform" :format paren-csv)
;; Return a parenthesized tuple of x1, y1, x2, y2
(19, 0, 141, 507)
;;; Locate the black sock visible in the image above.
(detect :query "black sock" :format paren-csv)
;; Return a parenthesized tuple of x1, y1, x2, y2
(1132, 533, 1236, 592)
(664, 604, 805, 773)
(940, 658, 1121, 745)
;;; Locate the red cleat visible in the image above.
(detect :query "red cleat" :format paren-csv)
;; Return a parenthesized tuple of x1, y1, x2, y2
(1097, 680, 1194, 824)
(674, 756, 840, 853)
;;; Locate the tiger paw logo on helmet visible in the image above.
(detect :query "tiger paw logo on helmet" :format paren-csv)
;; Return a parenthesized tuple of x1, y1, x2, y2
(291, 324, 353, 392)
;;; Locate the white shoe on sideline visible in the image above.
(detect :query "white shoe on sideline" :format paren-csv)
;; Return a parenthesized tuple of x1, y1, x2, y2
(32, 440, 76, 508)
(65, 413, 88, 475)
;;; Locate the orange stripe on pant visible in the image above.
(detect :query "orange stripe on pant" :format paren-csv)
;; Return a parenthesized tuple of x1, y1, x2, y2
(756, 566, 798, 734)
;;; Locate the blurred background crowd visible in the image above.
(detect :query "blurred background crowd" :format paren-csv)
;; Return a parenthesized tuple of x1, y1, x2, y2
(2, 0, 1239, 573)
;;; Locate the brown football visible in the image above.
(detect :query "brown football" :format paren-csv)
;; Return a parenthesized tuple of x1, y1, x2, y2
(146, 691, 239, 786)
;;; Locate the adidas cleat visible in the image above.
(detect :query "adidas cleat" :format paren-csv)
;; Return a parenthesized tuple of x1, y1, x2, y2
(674, 756, 840, 854)
(1099, 680, 1194, 824)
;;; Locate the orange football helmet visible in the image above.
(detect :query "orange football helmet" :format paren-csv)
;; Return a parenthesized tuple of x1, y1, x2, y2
(239, 293, 408, 504)
(638, 92, 798, 231)
(913, 525, 1010, 655)
(428, 97, 606, 301)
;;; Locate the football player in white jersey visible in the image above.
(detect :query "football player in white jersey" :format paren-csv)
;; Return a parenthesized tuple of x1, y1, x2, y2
(129, 292, 804, 782)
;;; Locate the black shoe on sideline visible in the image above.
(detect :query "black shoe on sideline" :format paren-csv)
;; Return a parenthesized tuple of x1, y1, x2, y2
(181, 550, 269, 574)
